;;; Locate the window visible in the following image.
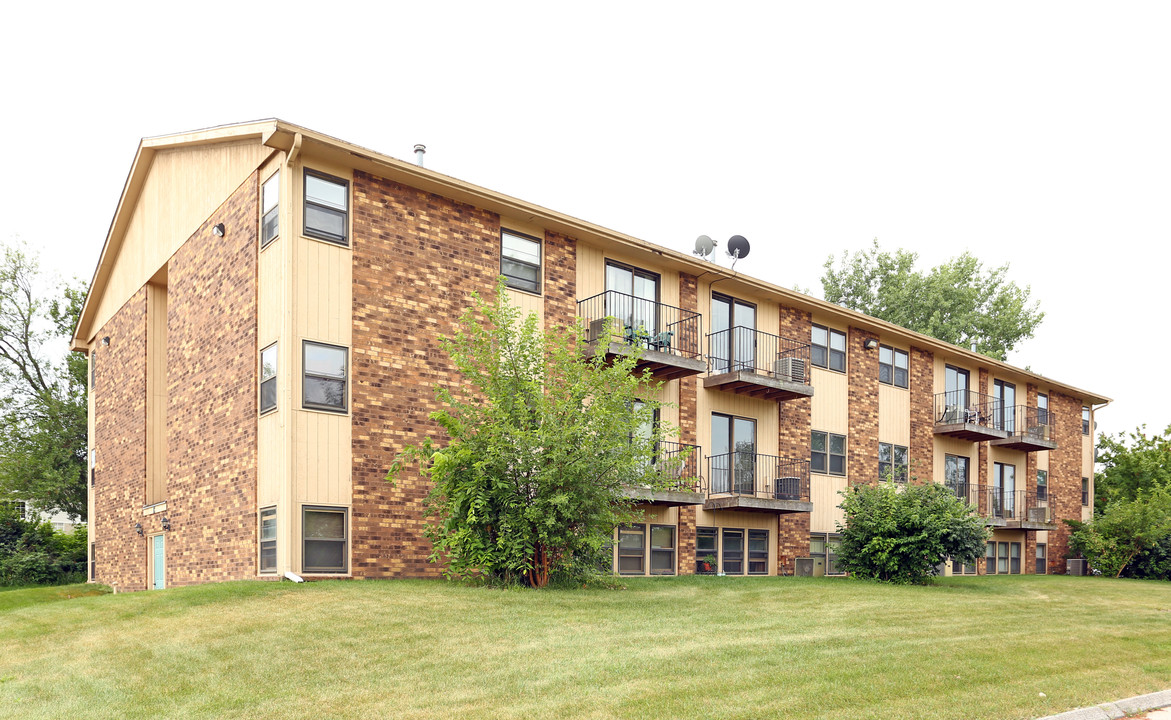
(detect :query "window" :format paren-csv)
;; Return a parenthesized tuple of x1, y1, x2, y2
(810, 532, 844, 575)
(501, 230, 541, 294)
(985, 542, 997, 574)
(747, 529, 769, 575)
(997, 542, 1010, 574)
(302, 341, 348, 413)
(994, 380, 1016, 433)
(302, 506, 347, 573)
(811, 431, 846, 476)
(89, 542, 95, 581)
(261, 170, 280, 247)
(1037, 469, 1048, 502)
(879, 443, 908, 483)
(879, 346, 908, 388)
(606, 261, 659, 340)
(722, 528, 744, 575)
(1009, 542, 1021, 574)
(90, 349, 96, 386)
(945, 455, 970, 501)
(1037, 393, 1049, 426)
(1082, 407, 1091, 435)
(941, 365, 970, 422)
(811, 324, 846, 372)
(649, 525, 675, 575)
(260, 343, 277, 414)
(1036, 543, 1047, 575)
(696, 527, 718, 574)
(1082, 477, 1090, 506)
(303, 170, 348, 245)
(951, 557, 977, 575)
(994, 462, 1016, 519)
(618, 525, 645, 575)
(259, 507, 277, 573)
(712, 413, 756, 494)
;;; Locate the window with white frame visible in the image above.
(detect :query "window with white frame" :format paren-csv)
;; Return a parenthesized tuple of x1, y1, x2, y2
(259, 507, 277, 573)
(302, 341, 348, 413)
(303, 170, 349, 245)
(811, 431, 846, 476)
(811, 324, 846, 372)
(879, 442, 908, 483)
(879, 346, 908, 388)
(303, 506, 347, 573)
(500, 230, 541, 294)
(261, 170, 280, 247)
(260, 343, 277, 414)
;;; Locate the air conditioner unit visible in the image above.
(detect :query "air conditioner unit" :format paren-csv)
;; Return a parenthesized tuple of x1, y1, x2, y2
(775, 476, 801, 501)
(774, 357, 806, 383)
(940, 406, 962, 424)
(1066, 558, 1087, 576)
(587, 317, 612, 343)
(1027, 507, 1049, 523)
(794, 557, 815, 577)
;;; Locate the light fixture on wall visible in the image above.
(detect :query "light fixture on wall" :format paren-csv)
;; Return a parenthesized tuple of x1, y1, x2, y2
(212, 223, 226, 237)
(134, 522, 143, 536)
(160, 516, 171, 531)
(102, 336, 110, 347)
(864, 339, 878, 350)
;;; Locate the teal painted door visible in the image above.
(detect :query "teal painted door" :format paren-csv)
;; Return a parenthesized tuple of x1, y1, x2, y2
(152, 535, 165, 590)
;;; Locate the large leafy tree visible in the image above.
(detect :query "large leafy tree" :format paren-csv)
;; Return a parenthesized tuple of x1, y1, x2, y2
(0, 242, 89, 521)
(1093, 425, 1171, 509)
(821, 240, 1044, 361)
(836, 481, 990, 584)
(390, 282, 684, 587)
(1068, 488, 1171, 578)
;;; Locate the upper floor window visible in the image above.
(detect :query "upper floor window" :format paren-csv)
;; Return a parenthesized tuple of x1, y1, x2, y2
(879, 346, 908, 388)
(261, 171, 280, 247)
(1037, 469, 1048, 501)
(304, 170, 349, 246)
(812, 430, 846, 476)
(879, 442, 908, 483)
(501, 230, 541, 294)
(1037, 393, 1049, 426)
(303, 341, 348, 413)
(1082, 407, 1091, 435)
(811, 325, 845, 372)
(260, 343, 278, 414)
(1082, 477, 1090, 506)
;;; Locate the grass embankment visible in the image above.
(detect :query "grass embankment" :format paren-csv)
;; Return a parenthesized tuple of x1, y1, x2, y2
(0, 583, 109, 613)
(1, 575, 1168, 720)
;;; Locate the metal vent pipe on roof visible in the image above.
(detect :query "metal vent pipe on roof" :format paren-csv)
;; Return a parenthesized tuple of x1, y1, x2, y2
(413, 144, 426, 167)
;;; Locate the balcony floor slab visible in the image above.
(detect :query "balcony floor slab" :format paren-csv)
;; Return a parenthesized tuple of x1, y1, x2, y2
(703, 495, 813, 514)
(703, 371, 815, 402)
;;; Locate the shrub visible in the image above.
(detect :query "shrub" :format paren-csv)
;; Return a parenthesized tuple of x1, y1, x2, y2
(837, 481, 990, 584)
(0, 503, 87, 586)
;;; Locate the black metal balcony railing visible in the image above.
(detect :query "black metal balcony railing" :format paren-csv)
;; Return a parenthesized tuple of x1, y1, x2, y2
(704, 452, 810, 502)
(577, 291, 702, 360)
(993, 405, 1051, 441)
(706, 326, 812, 384)
(652, 441, 702, 493)
(934, 390, 1002, 429)
(947, 483, 1054, 524)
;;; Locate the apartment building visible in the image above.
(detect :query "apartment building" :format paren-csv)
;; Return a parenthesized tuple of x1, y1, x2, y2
(72, 120, 1107, 590)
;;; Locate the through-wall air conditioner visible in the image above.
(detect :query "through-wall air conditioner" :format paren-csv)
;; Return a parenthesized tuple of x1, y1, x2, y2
(774, 357, 807, 383)
(794, 558, 815, 577)
(1027, 507, 1049, 523)
(587, 318, 609, 343)
(1066, 559, 1087, 576)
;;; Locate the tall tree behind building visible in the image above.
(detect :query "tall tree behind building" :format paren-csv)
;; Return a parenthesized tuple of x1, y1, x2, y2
(0, 241, 88, 520)
(820, 239, 1044, 361)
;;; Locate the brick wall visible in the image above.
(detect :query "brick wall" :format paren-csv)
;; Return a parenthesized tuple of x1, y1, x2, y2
(92, 289, 148, 591)
(909, 346, 934, 484)
(1047, 391, 1083, 573)
(351, 171, 501, 578)
(978, 368, 990, 490)
(543, 231, 576, 328)
(164, 174, 259, 585)
(777, 304, 813, 572)
(677, 272, 698, 575)
(847, 327, 879, 486)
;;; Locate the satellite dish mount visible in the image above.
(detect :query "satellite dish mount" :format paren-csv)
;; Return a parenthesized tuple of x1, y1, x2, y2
(726, 235, 751, 270)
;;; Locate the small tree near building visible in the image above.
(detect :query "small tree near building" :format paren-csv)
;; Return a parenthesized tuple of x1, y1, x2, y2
(836, 481, 990, 584)
(1068, 488, 1171, 578)
(389, 282, 684, 587)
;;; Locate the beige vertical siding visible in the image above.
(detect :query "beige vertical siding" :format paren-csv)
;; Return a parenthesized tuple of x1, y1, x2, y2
(933, 436, 976, 485)
(257, 158, 286, 515)
(811, 368, 848, 434)
(878, 384, 910, 446)
(810, 475, 847, 533)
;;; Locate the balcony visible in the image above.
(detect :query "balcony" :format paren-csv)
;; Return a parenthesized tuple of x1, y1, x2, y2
(703, 327, 815, 402)
(578, 291, 706, 381)
(702, 452, 813, 514)
(948, 483, 1057, 530)
(933, 391, 1010, 442)
(990, 405, 1058, 452)
(621, 441, 706, 507)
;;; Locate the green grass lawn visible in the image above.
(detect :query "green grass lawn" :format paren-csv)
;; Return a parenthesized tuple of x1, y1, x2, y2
(1, 575, 1168, 720)
(0, 583, 109, 613)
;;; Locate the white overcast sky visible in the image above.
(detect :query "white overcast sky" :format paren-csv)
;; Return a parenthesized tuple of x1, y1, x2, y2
(1, 2, 1167, 439)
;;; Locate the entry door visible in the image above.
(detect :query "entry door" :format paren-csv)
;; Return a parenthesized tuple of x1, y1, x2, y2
(995, 463, 1016, 518)
(151, 534, 165, 590)
(606, 263, 658, 339)
(711, 294, 756, 373)
(944, 366, 969, 421)
(712, 414, 756, 494)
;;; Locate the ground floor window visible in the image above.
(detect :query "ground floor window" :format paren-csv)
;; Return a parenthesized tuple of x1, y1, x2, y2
(89, 542, 95, 581)
(722, 529, 745, 575)
(303, 506, 347, 574)
(748, 530, 769, 575)
(1036, 543, 1047, 575)
(951, 558, 977, 575)
(259, 507, 277, 573)
(649, 525, 676, 575)
(618, 525, 645, 575)
(810, 532, 843, 575)
(696, 527, 718, 574)
(987, 541, 1021, 575)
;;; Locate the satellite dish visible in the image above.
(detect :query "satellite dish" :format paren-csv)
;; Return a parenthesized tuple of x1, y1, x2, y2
(727, 235, 751, 260)
(693, 235, 715, 259)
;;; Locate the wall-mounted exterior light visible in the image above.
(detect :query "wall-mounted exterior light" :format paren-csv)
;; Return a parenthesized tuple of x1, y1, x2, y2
(864, 339, 878, 350)
(212, 223, 226, 237)
(134, 522, 143, 536)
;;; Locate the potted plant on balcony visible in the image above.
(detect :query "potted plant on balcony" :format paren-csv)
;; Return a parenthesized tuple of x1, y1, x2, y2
(700, 554, 717, 574)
